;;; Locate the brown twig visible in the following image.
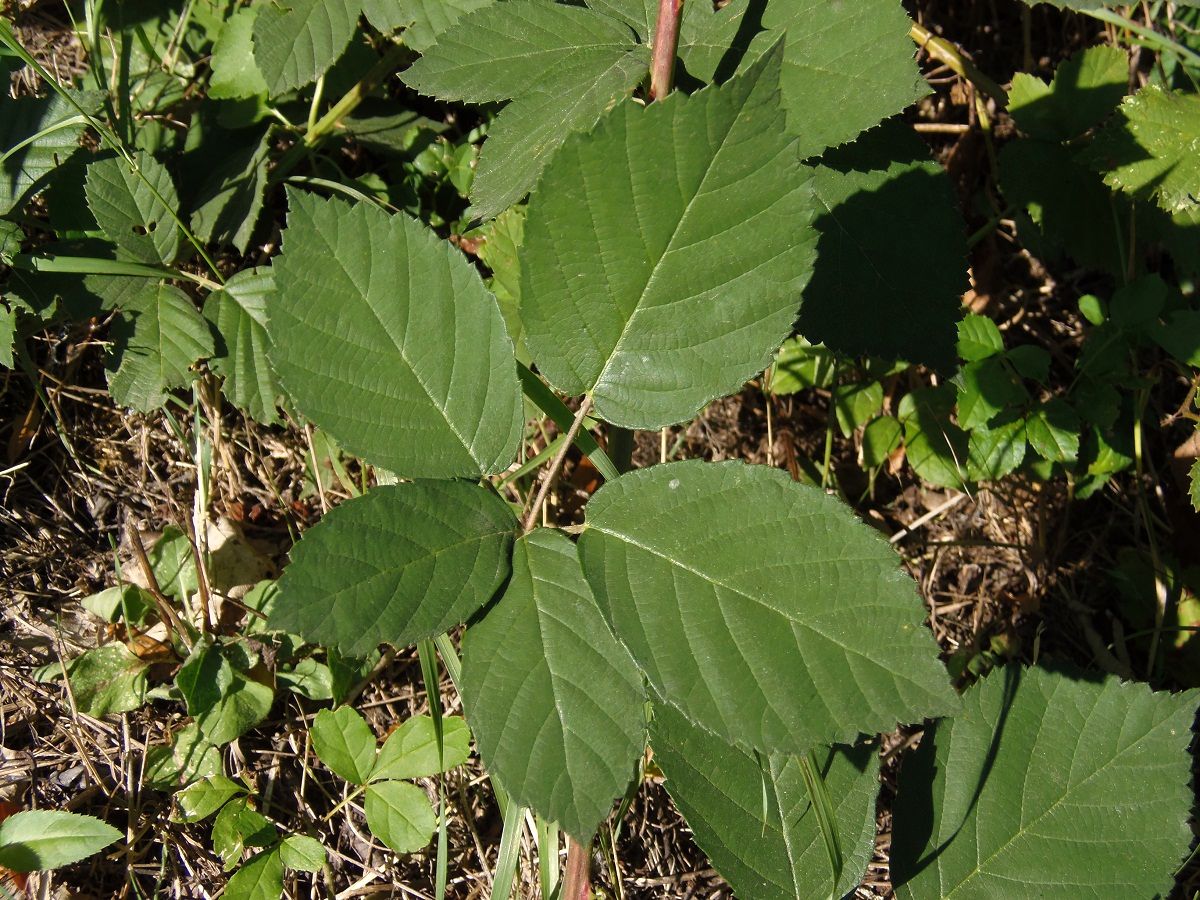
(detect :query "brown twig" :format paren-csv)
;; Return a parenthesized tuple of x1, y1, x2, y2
(523, 395, 593, 533)
(125, 513, 194, 651)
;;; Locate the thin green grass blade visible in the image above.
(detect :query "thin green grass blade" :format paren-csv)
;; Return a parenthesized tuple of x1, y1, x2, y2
(798, 749, 844, 899)
(490, 800, 526, 900)
(516, 362, 619, 482)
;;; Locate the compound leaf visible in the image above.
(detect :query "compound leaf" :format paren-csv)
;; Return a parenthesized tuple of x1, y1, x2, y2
(0, 810, 121, 873)
(251, 0, 360, 96)
(271, 481, 516, 655)
(522, 44, 816, 428)
(203, 267, 281, 424)
(652, 702, 879, 900)
(800, 121, 966, 371)
(462, 529, 646, 841)
(893, 665, 1199, 899)
(107, 283, 214, 412)
(269, 190, 523, 478)
(85, 152, 181, 265)
(578, 460, 958, 753)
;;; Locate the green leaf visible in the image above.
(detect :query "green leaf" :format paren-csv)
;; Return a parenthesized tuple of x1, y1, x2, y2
(0, 305, 16, 369)
(271, 481, 515, 654)
(212, 800, 278, 871)
(522, 45, 816, 428)
(899, 386, 969, 489)
(269, 190, 523, 478)
(578, 460, 958, 753)
(651, 702, 879, 900)
(59, 643, 148, 717)
(462, 529, 646, 840)
(1151, 310, 1200, 366)
(862, 415, 903, 468)
(893, 665, 1199, 899)
(365, 0, 494, 48)
(1008, 45, 1128, 142)
(143, 723, 222, 790)
(312, 707, 378, 786)
(251, 0, 360, 96)
(403, 0, 638, 103)
(190, 128, 270, 254)
(277, 657, 334, 701)
(223, 849, 284, 900)
(146, 525, 199, 602)
(469, 206, 526, 355)
(757, 0, 928, 159)
(279, 834, 326, 872)
(209, 6, 269, 100)
(833, 381, 883, 437)
(364, 781, 437, 854)
(0, 810, 121, 872)
(1025, 399, 1080, 463)
(956, 314, 1004, 362)
(1110, 273, 1167, 330)
(106, 284, 215, 412)
(1082, 84, 1200, 212)
(174, 774, 246, 823)
(768, 337, 836, 394)
(966, 416, 1027, 481)
(80, 583, 154, 625)
(800, 121, 966, 371)
(1190, 456, 1200, 512)
(0, 90, 98, 216)
(203, 267, 281, 424)
(371, 716, 471, 783)
(466, 48, 649, 222)
(178, 640, 273, 746)
(956, 358, 1027, 430)
(84, 152, 181, 265)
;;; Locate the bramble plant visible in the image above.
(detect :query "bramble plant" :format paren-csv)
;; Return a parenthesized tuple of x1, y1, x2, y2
(2, 0, 1200, 897)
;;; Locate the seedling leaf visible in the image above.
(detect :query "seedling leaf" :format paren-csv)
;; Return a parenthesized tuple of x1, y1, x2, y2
(371, 716, 471, 782)
(364, 781, 437, 854)
(312, 707, 378, 786)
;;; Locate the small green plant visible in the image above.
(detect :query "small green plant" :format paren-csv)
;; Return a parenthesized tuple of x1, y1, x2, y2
(3, 0, 1199, 897)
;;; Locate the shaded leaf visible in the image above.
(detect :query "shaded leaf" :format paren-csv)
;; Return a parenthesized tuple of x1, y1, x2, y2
(1026, 399, 1080, 463)
(893, 665, 1199, 899)
(800, 121, 966, 371)
(0, 90, 98, 216)
(363, 0, 495, 48)
(84, 152, 181, 265)
(190, 128, 270, 254)
(1008, 45, 1128, 142)
(209, 6, 269, 100)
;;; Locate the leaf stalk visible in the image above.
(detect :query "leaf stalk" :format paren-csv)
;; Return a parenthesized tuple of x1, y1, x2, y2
(649, 0, 684, 101)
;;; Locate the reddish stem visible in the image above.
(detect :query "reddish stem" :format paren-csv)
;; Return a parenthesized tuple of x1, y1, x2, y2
(649, 0, 684, 101)
(562, 837, 592, 900)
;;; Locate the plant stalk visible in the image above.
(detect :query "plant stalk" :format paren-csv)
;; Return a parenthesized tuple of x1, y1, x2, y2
(909, 21, 1007, 109)
(563, 837, 592, 900)
(649, 0, 684, 101)
(523, 395, 593, 532)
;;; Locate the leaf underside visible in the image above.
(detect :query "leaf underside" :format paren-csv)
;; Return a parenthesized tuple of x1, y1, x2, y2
(578, 459, 959, 753)
(892, 665, 1198, 899)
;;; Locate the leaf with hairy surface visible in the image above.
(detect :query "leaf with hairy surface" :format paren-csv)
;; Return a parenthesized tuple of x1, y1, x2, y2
(893, 665, 1198, 899)
(203, 267, 281, 424)
(462, 529, 645, 840)
(578, 460, 958, 753)
(85, 152, 181, 265)
(251, 0, 360, 96)
(270, 481, 516, 655)
(268, 190, 523, 478)
(521, 45, 816, 428)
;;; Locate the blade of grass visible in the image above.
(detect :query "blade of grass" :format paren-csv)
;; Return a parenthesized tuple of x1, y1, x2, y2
(536, 815, 561, 900)
(490, 799, 526, 900)
(517, 363, 619, 482)
(797, 749, 843, 900)
(418, 639, 449, 900)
